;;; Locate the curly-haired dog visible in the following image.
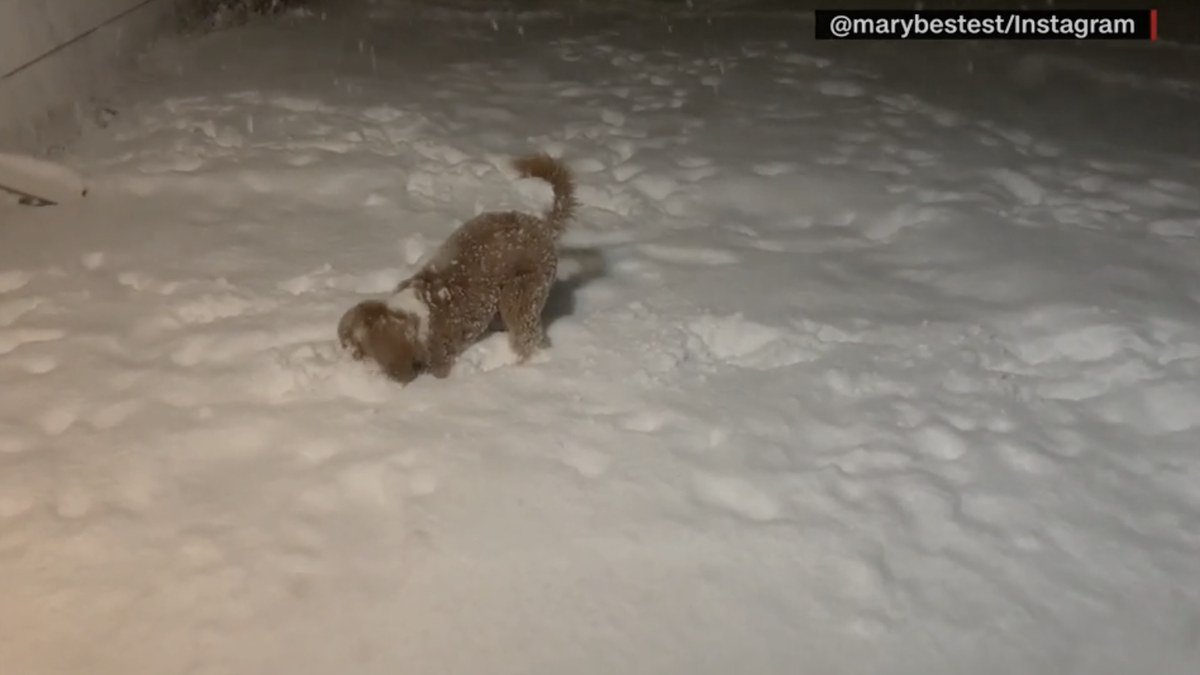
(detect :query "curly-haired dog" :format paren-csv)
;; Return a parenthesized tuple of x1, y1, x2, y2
(338, 152, 578, 384)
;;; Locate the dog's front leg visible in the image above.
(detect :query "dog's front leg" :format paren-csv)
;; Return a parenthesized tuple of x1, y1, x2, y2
(426, 342, 456, 379)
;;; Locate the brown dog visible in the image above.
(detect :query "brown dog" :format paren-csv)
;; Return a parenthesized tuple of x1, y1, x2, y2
(338, 152, 578, 384)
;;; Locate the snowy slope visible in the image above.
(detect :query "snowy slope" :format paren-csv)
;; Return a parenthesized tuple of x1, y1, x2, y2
(2, 1, 1200, 674)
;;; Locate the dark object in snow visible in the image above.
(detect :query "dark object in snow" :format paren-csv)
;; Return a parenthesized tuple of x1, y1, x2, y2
(179, 0, 316, 32)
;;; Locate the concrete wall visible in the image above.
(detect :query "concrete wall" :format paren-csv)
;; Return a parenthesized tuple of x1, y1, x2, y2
(0, 0, 182, 153)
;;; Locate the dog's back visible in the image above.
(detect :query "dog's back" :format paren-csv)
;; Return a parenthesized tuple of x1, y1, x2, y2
(415, 153, 578, 307)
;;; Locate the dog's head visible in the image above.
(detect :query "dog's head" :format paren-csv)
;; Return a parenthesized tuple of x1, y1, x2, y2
(338, 299, 425, 385)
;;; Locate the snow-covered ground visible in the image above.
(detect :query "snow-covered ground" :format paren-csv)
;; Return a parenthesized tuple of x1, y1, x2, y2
(3, 0, 1200, 673)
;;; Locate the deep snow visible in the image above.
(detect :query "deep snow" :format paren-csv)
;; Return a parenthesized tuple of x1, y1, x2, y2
(3, 1, 1200, 673)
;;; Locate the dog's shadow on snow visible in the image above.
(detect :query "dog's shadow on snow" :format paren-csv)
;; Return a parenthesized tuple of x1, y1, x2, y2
(542, 271, 596, 327)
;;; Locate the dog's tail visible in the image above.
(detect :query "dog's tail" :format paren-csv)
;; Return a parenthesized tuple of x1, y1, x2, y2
(512, 152, 577, 240)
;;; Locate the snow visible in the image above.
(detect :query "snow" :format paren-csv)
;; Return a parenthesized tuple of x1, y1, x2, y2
(3, 0, 1200, 673)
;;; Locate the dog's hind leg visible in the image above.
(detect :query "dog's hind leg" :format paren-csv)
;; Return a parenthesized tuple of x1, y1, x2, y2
(498, 270, 554, 363)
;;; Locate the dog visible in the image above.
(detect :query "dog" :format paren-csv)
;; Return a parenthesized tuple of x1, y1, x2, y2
(338, 152, 579, 385)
